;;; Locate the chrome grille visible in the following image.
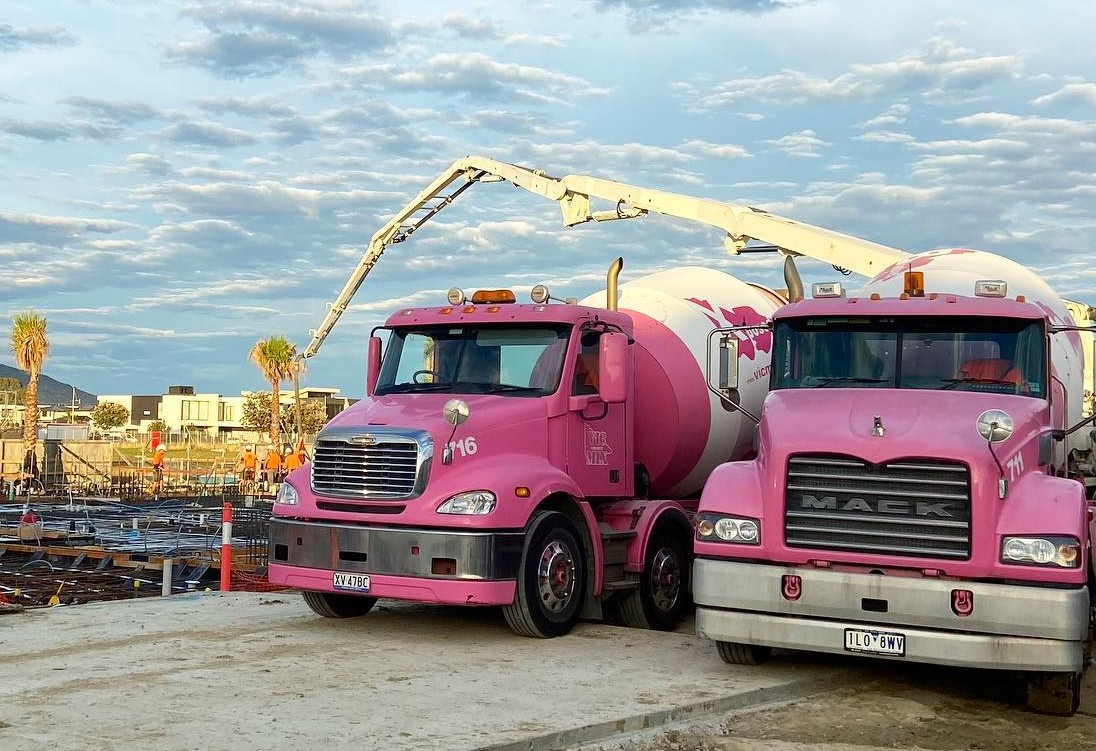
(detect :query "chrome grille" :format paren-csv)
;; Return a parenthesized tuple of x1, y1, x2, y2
(784, 455, 971, 559)
(311, 433, 425, 499)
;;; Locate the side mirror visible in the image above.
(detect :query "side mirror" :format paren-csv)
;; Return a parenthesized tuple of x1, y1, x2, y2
(598, 332, 628, 404)
(366, 336, 383, 396)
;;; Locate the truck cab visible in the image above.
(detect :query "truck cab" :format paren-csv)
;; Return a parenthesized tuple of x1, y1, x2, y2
(694, 269, 1096, 715)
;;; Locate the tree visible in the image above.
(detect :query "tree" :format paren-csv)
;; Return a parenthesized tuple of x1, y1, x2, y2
(249, 335, 296, 450)
(289, 399, 329, 437)
(242, 391, 327, 440)
(10, 311, 49, 452)
(148, 419, 167, 432)
(91, 401, 129, 430)
(0, 377, 24, 404)
(241, 391, 272, 434)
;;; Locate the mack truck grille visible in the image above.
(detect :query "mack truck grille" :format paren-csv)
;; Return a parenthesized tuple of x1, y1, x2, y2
(311, 434, 423, 499)
(784, 455, 971, 559)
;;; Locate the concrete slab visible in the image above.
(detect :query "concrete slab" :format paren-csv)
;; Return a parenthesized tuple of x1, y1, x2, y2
(0, 593, 842, 751)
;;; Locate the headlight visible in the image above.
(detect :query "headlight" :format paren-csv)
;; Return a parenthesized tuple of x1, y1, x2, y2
(275, 482, 299, 506)
(1001, 535, 1080, 568)
(437, 490, 496, 515)
(696, 513, 760, 545)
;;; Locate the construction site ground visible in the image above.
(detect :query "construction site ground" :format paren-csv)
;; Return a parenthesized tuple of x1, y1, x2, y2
(4, 594, 1096, 751)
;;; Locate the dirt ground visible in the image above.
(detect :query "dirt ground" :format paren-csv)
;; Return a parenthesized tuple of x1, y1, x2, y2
(579, 653, 1096, 751)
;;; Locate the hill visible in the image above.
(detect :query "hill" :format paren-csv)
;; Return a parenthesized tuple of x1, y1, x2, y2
(0, 364, 98, 407)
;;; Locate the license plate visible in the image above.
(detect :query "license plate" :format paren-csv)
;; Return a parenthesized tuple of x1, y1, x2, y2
(333, 572, 371, 592)
(844, 628, 905, 656)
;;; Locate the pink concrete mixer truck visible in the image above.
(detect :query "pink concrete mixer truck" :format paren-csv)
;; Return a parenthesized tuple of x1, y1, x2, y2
(693, 247, 1096, 714)
(266, 156, 908, 637)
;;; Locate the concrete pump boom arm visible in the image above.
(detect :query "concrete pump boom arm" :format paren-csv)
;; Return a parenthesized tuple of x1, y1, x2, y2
(303, 155, 909, 358)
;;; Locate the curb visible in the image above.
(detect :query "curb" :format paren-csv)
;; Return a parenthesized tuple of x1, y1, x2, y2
(474, 668, 856, 751)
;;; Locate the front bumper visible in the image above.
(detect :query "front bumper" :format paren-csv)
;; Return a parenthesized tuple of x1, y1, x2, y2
(693, 558, 1089, 672)
(268, 518, 524, 606)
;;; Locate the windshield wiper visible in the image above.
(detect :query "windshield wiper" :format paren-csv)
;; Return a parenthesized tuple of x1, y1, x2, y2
(485, 384, 544, 394)
(377, 382, 454, 395)
(940, 377, 1016, 390)
(813, 377, 889, 387)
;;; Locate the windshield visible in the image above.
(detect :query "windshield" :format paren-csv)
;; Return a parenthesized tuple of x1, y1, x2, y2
(771, 316, 1046, 397)
(374, 324, 571, 396)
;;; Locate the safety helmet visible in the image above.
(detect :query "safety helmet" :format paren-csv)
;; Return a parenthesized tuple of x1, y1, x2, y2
(155, 444, 166, 452)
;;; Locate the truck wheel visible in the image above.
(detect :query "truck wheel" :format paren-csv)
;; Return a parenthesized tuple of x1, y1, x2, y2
(301, 590, 377, 618)
(1026, 671, 1081, 716)
(620, 530, 689, 631)
(502, 511, 587, 638)
(716, 640, 772, 665)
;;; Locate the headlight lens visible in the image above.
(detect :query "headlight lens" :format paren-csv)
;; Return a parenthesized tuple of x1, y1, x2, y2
(275, 482, 299, 506)
(696, 513, 760, 545)
(1001, 535, 1080, 568)
(437, 490, 497, 515)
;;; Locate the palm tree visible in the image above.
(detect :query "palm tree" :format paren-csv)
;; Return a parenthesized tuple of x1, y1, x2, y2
(10, 311, 49, 453)
(249, 335, 296, 450)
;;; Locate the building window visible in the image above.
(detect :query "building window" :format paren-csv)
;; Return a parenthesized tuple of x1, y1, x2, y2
(219, 402, 234, 422)
(182, 400, 210, 421)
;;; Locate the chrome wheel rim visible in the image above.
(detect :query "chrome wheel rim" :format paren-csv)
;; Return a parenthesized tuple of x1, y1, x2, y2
(536, 539, 576, 613)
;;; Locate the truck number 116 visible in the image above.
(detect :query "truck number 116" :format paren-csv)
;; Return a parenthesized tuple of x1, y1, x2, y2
(446, 436, 478, 459)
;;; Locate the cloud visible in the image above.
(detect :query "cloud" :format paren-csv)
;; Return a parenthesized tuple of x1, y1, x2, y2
(765, 130, 829, 157)
(0, 212, 134, 247)
(0, 119, 73, 141)
(0, 23, 76, 52)
(161, 120, 258, 147)
(681, 37, 1021, 110)
(169, 0, 397, 78)
(1032, 82, 1096, 107)
(590, 0, 804, 30)
(344, 53, 611, 103)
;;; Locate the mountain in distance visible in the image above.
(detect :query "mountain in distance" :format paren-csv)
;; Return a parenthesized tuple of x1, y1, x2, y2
(0, 363, 98, 407)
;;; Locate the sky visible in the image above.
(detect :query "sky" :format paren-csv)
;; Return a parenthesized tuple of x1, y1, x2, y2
(3, 0, 1096, 400)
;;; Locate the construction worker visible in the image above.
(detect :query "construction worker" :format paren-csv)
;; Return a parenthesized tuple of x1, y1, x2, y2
(237, 445, 258, 484)
(262, 444, 282, 493)
(283, 441, 308, 474)
(150, 443, 166, 497)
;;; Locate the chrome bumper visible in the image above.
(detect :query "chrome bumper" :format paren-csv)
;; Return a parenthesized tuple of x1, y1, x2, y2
(269, 518, 524, 580)
(693, 558, 1089, 672)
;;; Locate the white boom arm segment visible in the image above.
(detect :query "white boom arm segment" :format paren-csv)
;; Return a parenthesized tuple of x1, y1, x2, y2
(304, 155, 909, 358)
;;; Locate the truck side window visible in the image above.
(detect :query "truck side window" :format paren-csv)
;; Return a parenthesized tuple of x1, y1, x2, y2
(572, 335, 599, 396)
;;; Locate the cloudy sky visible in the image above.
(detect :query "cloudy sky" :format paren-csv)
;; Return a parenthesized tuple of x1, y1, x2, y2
(4, 0, 1095, 399)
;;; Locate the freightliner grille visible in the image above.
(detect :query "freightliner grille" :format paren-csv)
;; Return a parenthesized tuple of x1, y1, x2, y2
(784, 455, 971, 560)
(311, 434, 422, 499)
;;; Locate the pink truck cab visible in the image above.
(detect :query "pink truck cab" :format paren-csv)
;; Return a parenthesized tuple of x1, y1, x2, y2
(693, 249, 1096, 715)
(268, 263, 782, 637)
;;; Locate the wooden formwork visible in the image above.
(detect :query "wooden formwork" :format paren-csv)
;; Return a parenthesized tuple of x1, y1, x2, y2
(1, 439, 114, 491)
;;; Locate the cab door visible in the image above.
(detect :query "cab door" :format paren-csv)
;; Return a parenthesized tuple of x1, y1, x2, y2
(564, 333, 628, 497)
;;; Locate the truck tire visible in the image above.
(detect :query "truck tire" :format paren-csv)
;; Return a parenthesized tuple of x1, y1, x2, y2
(716, 640, 772, 665)
(301, 591, 377, 618)
(502, 511, 587, 638)
(620, 530, 689, 631)
(1026, 671, 1081, 716)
